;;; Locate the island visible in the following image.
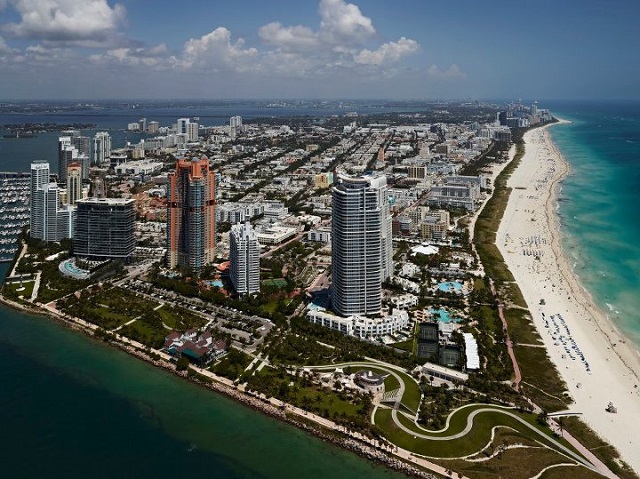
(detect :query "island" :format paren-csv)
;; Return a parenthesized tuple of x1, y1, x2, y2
(1, 101, 637, 479)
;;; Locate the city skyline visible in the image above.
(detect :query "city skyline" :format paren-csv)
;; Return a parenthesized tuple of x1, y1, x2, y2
(1, 0, 639, 101)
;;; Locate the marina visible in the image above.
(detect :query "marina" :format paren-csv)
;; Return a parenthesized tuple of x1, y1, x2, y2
(0, 174, 30, 262)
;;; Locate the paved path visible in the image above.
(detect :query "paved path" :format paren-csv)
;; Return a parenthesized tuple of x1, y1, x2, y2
(489, 278, 522, 391)
(308, 361, 408, 412)
(10, 241, 27, 277)
(311, 360, 605, 476)
(389, 405, 596, 470)
(29, 271, 41, 302)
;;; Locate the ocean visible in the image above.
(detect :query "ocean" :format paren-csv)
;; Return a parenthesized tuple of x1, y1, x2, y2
(548, 101, 640, 348)
(0, 105, 406, 479)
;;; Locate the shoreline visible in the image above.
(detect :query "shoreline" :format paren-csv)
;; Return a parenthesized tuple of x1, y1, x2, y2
(0, 294, 436, 479)
(497, 120, 640, 473)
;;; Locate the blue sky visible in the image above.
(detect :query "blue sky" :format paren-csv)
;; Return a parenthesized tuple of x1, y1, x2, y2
(0, 0, 638, 100)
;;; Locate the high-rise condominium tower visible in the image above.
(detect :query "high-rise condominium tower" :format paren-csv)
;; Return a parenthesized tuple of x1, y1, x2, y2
(167, 158, 216, 272)
(176, 118, 199, 142)
(30, 161, 50, 235)
(230, 222, 260, 295)
(74, 198, 135, 261)
(331, 172, 393, 316)
(30, 161, 74, 242)
(66, 163, 82, 205)
(93, 132, 111, 166)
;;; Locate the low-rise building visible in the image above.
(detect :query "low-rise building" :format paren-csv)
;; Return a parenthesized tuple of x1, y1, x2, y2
(390, 293, 418, 309)
(307, 227, 331, 243)
(115, 160, 163, 176)
(163, 330, 226, 365)
(307, 308, 409, 338)
(256, 226, 297, 245)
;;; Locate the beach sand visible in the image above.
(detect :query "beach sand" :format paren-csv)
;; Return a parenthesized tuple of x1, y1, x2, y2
(496, 122, 640, 473)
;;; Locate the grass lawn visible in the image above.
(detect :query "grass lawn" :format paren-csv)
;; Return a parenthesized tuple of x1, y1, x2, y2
(391, 338, 414, 353)
(247, 367, 366, 423)
(395, 404, 489, 437)
(88, 307, 131, 330)
(375, 406, 573, 459)
(504, 307, 543, 345)
(209, 349, 252, 380)
(444, 445, 592, 479)
(352, 366, 401, 391)
(157, 307, 176, 328)
(515, 346, 570, 412)
(394, 368, 422, 413)
(260, 301, 279, 314)
(120, 318, 166, 349)
(156, 305, 206, 331)
(262, 278, 288, 289)
(2, 280, 35, 301)
(295, 385, 361, 419)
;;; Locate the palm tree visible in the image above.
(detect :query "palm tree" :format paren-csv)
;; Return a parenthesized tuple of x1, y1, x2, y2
(557, 416, 566, 437)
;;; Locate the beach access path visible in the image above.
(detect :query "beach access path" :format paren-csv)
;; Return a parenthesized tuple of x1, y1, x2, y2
(496, 121, 640, 474)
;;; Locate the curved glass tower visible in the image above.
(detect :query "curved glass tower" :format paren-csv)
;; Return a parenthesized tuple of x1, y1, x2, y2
(331, 172, 392, 316)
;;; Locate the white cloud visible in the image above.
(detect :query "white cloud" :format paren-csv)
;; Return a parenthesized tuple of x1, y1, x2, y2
(258, 22, 319, 52)
(181, 27, 257, 71)
(2, 0, 126, 45)
(427, 64, 467, 80)
(318, 0, 375, 44)
(0, 36, 12, 53)
(254, 0, 417, 76)
(90, 44, 171, 67)
(1, 0, 426, 96)
(257, 0, 378, 54)
(355, 37, 419, 65)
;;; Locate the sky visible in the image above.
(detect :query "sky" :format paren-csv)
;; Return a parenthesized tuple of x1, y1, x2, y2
(0, 0, 638, 101)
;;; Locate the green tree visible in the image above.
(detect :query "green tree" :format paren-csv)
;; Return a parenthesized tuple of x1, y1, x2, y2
(176, 357, 190, 371)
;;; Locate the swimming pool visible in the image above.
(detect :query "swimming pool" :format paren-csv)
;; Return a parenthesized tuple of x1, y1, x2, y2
(437, 281, 463, 293)
(429, 308, 461, 324)
(58, 258, 91, 280)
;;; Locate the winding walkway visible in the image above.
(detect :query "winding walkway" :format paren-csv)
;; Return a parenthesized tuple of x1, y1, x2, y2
(389, 405, 595, 470)
(311, 360, 599, 474)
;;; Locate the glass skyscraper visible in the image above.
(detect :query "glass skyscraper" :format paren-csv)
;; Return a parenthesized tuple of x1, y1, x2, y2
(73, 198, 135, 261)
(331, 172, 393, 316)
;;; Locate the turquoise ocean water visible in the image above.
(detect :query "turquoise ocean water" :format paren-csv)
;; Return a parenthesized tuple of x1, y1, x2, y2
(548, 101, 640, 348)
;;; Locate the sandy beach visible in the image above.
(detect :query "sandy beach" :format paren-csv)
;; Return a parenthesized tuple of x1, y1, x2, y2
(497, 121, 640, 473)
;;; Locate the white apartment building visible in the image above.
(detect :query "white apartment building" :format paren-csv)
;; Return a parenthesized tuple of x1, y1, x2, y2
(230, 222, 260, 295)
(307, 308, 409, 338)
